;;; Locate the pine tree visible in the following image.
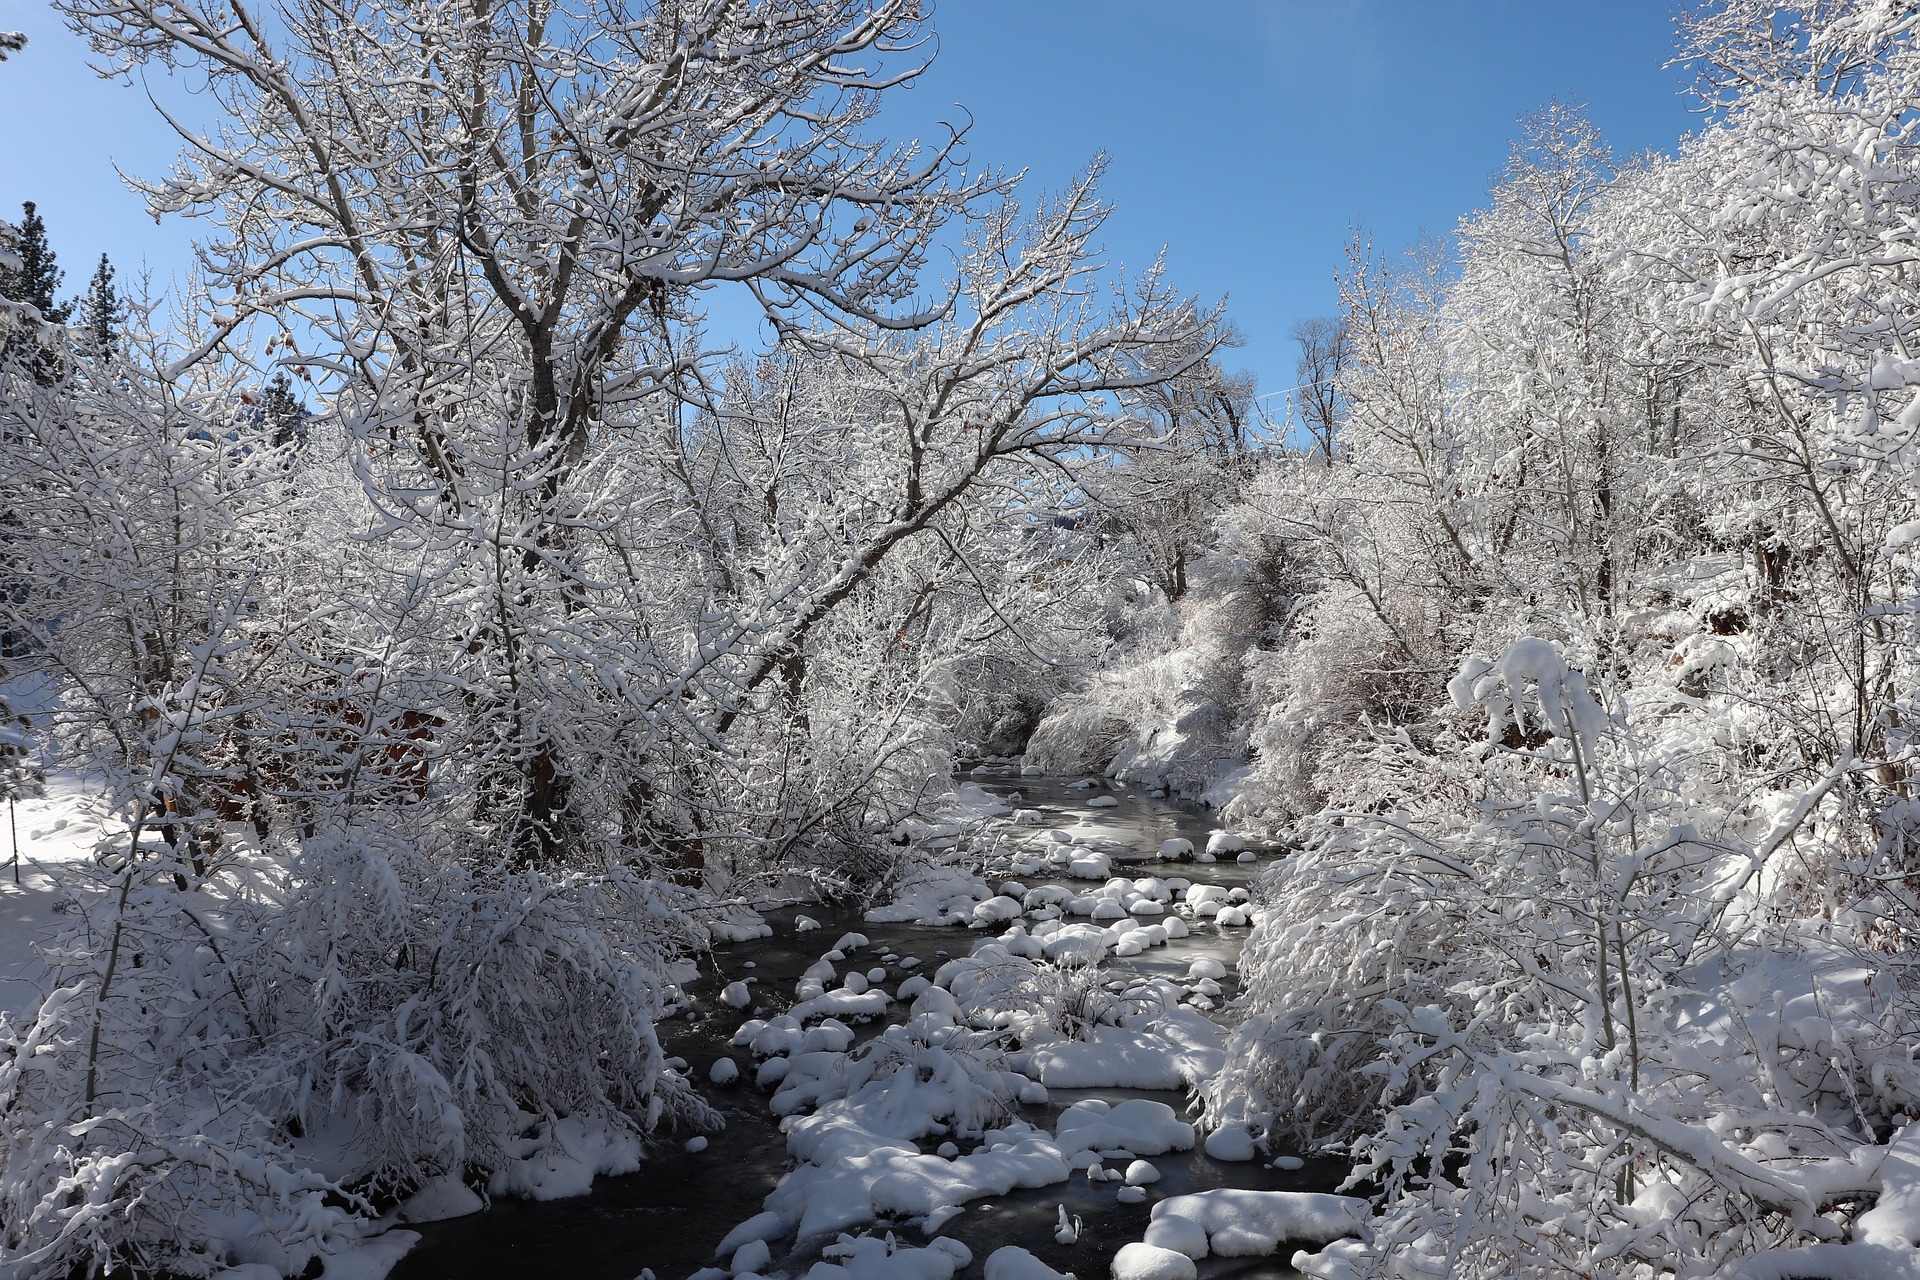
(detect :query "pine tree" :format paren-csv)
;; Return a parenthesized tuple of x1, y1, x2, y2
(259, 370, 310, 448)
(80, 254, 123, 353)
(0, 202, 67, 323)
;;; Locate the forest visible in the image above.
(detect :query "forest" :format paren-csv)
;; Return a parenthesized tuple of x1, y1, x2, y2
(2, 1, 1919, 1278)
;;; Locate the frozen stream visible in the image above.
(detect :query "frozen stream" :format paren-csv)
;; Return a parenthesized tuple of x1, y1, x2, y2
(388, 775, 1346, 1280)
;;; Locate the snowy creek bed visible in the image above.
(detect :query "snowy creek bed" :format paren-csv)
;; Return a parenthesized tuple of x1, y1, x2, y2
(388, 775, 1353, 1280)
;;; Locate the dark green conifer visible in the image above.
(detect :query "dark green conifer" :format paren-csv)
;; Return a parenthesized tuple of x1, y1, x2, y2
(80, 254, 123, 353)
(260, 371, 310, 448)
(0, 202, 67, 323)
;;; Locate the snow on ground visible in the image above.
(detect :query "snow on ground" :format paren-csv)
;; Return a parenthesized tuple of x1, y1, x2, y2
(0, 769, 125, 1020)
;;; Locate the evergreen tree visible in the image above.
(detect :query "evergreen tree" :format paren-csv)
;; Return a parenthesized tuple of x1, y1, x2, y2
(259, 370, 309, 448)
(0, 202, 67, 323)
(79, 254, 122, 353)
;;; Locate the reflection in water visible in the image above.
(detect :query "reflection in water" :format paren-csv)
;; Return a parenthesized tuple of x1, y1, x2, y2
(389, 775, 1336, 1280)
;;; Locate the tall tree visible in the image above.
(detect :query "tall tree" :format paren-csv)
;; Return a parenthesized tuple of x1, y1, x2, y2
(78, 252, 122, 353)
(53, 0, 1210, 868)
(0, 202, 66, 323)
(257, 369, 307, 447)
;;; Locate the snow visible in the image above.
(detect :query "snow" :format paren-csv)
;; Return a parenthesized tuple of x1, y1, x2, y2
(730, 1238, 773, 1273)
(802, 1234, 972, 1280)
(788, 988, 890, 1023)
(0, 771, 122, 1020)
(1067, 853, 1113, 880)
(972, 895, 1026, 926)
(1054, 1099, 1196, 1159)
(486, 1114, 644, 1201)
(1109, 1242, 1197, 1280)
(983, 1245, 1076, 1279)
(952, 782, 1013, 818)
(866, 865, 993, 925)
(716, 1211, 789, 1259)
(1141, 1214, 1208, 1258)
(709, 904, 775, 943)
(1147, 1190, 1368, 1258)
(392, 1176, 482, 1224)
(1026, 1010, 1224, 1090)
(770, 1121, 1072, 1241)
(1202, 1123, 1258, 1162)
(316, 1232, 420, 1280)
(710, 1057, 742, 1085)
(1722, 1124, 1920, 1279)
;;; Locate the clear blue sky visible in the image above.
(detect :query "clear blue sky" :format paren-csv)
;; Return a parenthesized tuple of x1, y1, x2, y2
(0, 0, 1698, 397)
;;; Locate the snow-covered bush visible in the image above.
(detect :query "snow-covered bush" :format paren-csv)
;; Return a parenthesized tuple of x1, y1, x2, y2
(1217, 640, 1920, 1277)
(1190, 15, 1920, 1269)
(0, 817, 711, 1277)
(963, 959, 1162, 1043)
(1026, 609, 1248, 797)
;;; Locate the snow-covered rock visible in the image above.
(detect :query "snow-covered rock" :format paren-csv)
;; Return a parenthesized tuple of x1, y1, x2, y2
(715, 1211, 789, 1259)
(984, 1245, 1074, 1279)
(1054, 1099, 1195, 1158)
(1027, 1011, 1224, 1090)
(394, 1176, 482, 1224)
(866, 867, 992, 926)
(806, 1233, 972, 1279)
(1110, 1242, 1197, 1280)
(729, 1237, 771, 1274)
(1149, 1189, 1367, 1258)
(1202, 1123, 1259, 1162)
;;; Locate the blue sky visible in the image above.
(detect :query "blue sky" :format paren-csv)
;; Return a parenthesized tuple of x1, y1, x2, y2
(0, 0, 1698, 397)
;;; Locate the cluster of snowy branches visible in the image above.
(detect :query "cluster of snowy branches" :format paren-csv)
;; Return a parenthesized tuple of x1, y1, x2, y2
(1026, 2, 1920, 1275)
(0, 1, 1237, 1273)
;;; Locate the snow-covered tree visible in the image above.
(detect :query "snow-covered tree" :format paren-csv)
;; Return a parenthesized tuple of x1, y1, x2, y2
(1200, 6, 1920, 1277)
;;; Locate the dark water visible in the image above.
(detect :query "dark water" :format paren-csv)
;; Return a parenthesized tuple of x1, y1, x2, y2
(388, 775, 1338, 1280)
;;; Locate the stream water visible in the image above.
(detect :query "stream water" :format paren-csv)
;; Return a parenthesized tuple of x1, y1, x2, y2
(388, 775, 1343, 1280)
